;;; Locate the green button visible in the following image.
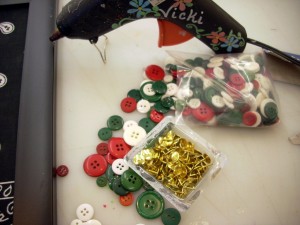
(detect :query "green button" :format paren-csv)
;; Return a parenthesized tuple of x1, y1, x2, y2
(138, 118, 157, 133)
(105, 165, 119, 181)
(194, 57, 204, 67)
(264, 101, 278, 120)
(136, 191, 165, 219)
(152, 81, 167, 95)
(161, 96, 175, 108)
(107, 115, 124, 131)
(112, 176, 130, 196)
(128, 89, 142, 102)
(154, 101, 170, 114)
(96, 175, 108, 187)
(204, 87, 219, 105)
(98, 127, 112, 141)
(161, 208, 181, 225)
(174, 99, 186, 111)
(121, 169, 143, 192)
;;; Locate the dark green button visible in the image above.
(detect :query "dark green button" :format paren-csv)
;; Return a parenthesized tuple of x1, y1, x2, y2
(161, 97, 175, 108)
(161, 208, 181, 225)
(204, 86, 219, 105)
(152, 81, 167, 95)
(127, 89, 142, 101)
(154, 101, 170, 114)
(107, 115, 124, 131)
(98, 127, 112, 141)
(138, 118, 157, 133)
(264, 101, 278, 120)
(121, 169, 143, 192)
(112, 176, 130, 196)
(105, 165, 119, 181)
(136, 191, 165, 219)
(96, 175, 108, 187)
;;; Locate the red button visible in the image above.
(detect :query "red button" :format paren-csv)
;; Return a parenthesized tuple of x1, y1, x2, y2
(56, 165, 69, 177)
(229, 73, 245, 85)
(145, 65, 165, 81)
(205, 68, 215, 79)
(192, 103, 215, 122)
(108, 137, 131, 159)
(252, 80, 260, 90)
(119, 192, 134, 206)
(149, 109, 164, 123)
(120, 97, 137, 113)
(105, 152, 117, 165)
(182, 106, 192, 116)
(96, 142, 109, 155)
(83, 154, 107, 177)
(242, 111, 257, 126)
(227, 80, 245, 91)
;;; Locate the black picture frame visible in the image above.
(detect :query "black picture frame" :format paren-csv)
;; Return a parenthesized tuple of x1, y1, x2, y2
(0, 0, 56, 224)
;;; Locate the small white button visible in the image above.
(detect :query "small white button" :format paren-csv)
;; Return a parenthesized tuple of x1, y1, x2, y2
(207, 61, 222, 68)
(244, 62, 260, 73)
(137, 99, 151, 113)
(123, 120, 138, 131)
(209, 56, 224, 63)
(252, 111, 262, 127)
(142, 83, 155, 96)
(165, 83, 178, 96)
(163, 74, 174, 83)
(255, 92, 265, 107)
(213, 67, 225, 80)
(123, 125, 147, 146)
(212, 95, 225, 108)
(193, 67, 205, 76)
(223, 97, 234, 109)
(76, 203, 94, 222)
(112, 159, 129, 175)
(85, 219, 102, 225)
(187, 98, 201, 109)
(221, 91, 233, 103)
(202, 78, 213, 89)
(70, 219, 84, 225)
(244, 94, 257, 111)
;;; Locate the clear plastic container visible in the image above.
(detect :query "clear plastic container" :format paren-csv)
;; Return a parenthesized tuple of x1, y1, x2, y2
(125, 116, 226, 212)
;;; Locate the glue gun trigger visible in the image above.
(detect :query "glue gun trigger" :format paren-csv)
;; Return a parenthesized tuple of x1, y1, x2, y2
(157, 19, 194, 47)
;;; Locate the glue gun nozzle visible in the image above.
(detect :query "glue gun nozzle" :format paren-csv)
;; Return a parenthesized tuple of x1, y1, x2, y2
(49, 30, 64, 42)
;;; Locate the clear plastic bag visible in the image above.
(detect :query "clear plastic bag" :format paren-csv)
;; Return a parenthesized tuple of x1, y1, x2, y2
(125, 116, 226, 212)
(166, 50, 280, 128)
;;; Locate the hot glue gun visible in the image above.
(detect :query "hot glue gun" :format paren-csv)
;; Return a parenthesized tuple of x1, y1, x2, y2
(50, 0, 300, 66)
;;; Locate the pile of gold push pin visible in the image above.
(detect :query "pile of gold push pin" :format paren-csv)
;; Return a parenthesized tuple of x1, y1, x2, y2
(133, 129, 212, 199)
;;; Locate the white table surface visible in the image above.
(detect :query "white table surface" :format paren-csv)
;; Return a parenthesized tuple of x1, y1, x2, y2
(55, 0, 300, 224)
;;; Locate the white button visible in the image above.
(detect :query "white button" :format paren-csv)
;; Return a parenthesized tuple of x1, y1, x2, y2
(70, 219, 84, 225)
(244, 94, 257, 111)
(142, 83, 155, 96)
(221, 91, 233, 103)
(244, 62, 260, 73)
(259, 98, 276, 118)
(0, 73, 8, 88)
(165, 83, 178, 96)
(223, 97, 234, 109)
(203, 78, 213, 89)
(209, 56, 224, 63)
(212, 95, 225, 108)
(240, 82, 254, 94)
(175, 88, 193, 100)
(206, 116, 217, 126)
(207, 61, 222, 68)
(213, 67, 225, 80)
(187, 98, 201, 109)
(255, 92, 265, 107)
(112, 159, 129, 175)
(163, 74, 173, 83)
(123, 120, 138, 131)
(193, 67, 205, 76)
(85, 219, 102, 225)
(137, 99, 151, 113)
(123, 125, 147, 146)
(76, 203, 94, 222)
(238, 54, 255, 62)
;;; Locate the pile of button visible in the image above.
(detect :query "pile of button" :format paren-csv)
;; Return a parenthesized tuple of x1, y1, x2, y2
(175, 53, 279, 127)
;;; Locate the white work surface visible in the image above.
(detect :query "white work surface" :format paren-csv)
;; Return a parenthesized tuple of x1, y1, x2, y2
(55, 0, 300, 224)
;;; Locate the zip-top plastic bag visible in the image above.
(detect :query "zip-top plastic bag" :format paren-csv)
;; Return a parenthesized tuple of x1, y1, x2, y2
(165, 50, 280, 127)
